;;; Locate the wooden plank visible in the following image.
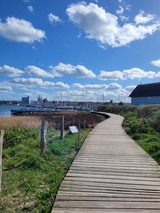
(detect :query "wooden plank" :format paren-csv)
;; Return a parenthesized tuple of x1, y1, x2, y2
(66, 172, 160, 182)
(56, 195, 160, 202)
(53, 210, 160, 213)
(54, 200, 160, 208)
(57, 191, 160, 198)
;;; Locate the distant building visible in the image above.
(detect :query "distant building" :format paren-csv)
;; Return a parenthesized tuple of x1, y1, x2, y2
(38, 97, 43, 105)
(42, 98, 49, 107)
(129, 82, 160, 105)
(21, 96, 30, 106)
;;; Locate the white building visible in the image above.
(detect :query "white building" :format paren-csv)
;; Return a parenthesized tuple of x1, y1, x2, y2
(129, 82, 160, 106)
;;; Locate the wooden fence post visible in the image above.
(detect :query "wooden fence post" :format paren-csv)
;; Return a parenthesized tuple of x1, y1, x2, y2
(60, 116, 64, 140)
(83, 119, 86, 129)
(72, 118, 75, 126)
(78, 119, 81, 130)
(0, 130, 4, 192)
(77, 129, 80, 151)
(40, 120, 48, 154)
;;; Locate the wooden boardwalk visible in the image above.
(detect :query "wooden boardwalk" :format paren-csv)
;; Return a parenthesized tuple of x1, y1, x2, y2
(52, 113, 160, 213)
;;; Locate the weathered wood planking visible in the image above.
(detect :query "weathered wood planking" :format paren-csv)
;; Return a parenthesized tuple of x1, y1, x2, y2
(52, 113, 160, 213)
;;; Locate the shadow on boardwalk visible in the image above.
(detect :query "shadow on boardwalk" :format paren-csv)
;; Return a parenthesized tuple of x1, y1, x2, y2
(52, 113, 160, 213)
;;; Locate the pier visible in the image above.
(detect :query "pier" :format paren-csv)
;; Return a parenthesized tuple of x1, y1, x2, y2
(11, 108, 76, 116)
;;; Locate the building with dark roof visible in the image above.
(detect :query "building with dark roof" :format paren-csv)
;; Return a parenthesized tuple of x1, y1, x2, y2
(129, 82, 160, 105)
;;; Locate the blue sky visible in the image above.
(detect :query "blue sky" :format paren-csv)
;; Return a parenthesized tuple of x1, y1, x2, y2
(1, 0, 160, 103)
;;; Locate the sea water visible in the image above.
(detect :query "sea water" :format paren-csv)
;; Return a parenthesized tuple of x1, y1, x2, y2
(0, 105, 22, 117)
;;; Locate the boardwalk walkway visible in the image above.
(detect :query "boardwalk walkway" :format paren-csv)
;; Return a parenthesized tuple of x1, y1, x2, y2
(52, 113, 160, 213)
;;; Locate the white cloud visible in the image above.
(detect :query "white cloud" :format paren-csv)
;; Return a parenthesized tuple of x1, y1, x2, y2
(119, 15, 129, 22)
(25, 65, 54, 78)
(151, 59, 160, 67)
(123, 68, 155, 79)
(11, 77, 43, 86)
(116, 6, 124, 15)
(99, 67, 157, 81)
(135, 11, 155, 24)
(85, 84, 107, 89)
(125, 85, 136, 92)
(11, 78, 69, 89)
(48, 13, 62, 24)
(0, 85, 12, 91)
(155, 72, 160, 77)
(28, 5, 34, 13)
(111, 22, 159, 47)
(0, 65, 24, 77)
(66, 2, 160, 47)
(98, 70, 124, 80)
(43, 81, 69, 89)
(107, 83, 122, 90)
(72, 83, 84, 89)
(54, 63, 96, 78)
(0, 17, 45, 43)
(73, 83, 122, 91)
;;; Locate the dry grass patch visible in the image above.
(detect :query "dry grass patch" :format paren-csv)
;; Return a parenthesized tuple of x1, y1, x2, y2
(0, 116, 41, 130)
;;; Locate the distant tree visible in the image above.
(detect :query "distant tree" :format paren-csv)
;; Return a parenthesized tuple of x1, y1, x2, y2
(118, 101, 124, 106)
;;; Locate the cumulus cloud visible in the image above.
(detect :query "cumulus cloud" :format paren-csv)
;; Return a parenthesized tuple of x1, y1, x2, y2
(48, 13, 62, 24)
(72, 83, 84, 89)
(25, 65, 54, 78)
(0, 17, 45, 43)
(107, 83, 122, 90)
(73, 83, 122, 91)
(151, 59, 160, 67)
(123, 68, 155, 79)
(11, 77, 43, 86)
(99, 68, 156, 80)
(0, 65, 24, 77)
(135, 11, 155, 24)
(66, 2, 160, 47)
(11, 78, 69, 89)
(98, 70, 124, 80)
(85, 84, 107, 89)
(43, 81, 69, 89)
(54, 63, 96, 78)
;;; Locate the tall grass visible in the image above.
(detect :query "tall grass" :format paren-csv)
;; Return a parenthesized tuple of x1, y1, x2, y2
(0, 116, 41, 130)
